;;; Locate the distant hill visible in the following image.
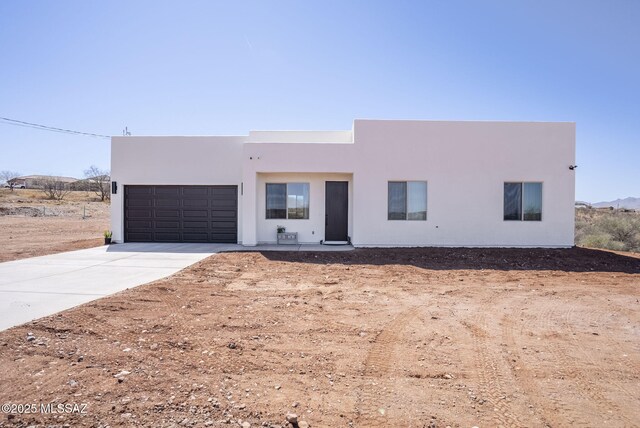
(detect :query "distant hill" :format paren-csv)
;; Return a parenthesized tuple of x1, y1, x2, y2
(591, 197, 640, 209)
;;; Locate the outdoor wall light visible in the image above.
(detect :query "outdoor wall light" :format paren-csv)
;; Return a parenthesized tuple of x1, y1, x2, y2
(111, 181, 118, 194)
(569, 165, 578, 170)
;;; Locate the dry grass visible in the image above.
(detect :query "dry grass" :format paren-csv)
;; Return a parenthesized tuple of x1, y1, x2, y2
(576, 208, 640, 252)
(0, 188, 103, 203)
(0, 188, 110, 262)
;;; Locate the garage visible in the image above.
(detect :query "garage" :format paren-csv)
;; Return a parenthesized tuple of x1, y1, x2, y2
(124, 185, 237, 243)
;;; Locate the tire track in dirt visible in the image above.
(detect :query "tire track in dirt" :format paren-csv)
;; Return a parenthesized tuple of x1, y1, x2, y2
(561, 301, 639, 403)
(464, 309, 523, 428)
(585, 298, 640, 359)
(603, 302, 640, 356)
(538, 300, 635, 425)
(501, 308, 571, 427)
(535, 302, 609, 425)
(356, 306, 422, 427)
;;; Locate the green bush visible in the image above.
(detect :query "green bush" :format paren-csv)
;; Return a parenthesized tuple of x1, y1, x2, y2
(575, 208, 640, 252)
(580, 233, 626, 251)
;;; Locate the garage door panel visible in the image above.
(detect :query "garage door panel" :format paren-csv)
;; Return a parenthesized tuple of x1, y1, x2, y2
(212, 188, 237, 198)
(182, 232, 210, 242)
(154, 232, 181, 242)
(127, 199, 152, 207)
(212, 210, 236, 218)
(211, 199, 236, 208)
(182, 187, 209, 197)
(126, 209, 152, 218)
(155, 199, 180, 208)
(212, 221, 236, 229)
(210, 234, 237, 243)
(156, 220, 180, 228)
(127, 187, 152, 195)
(183, 210, 208, 218)
(127, 220, 152, 228)
(155, 187, 180, 197)
(125, 185, 237, 243)
(155, 210, 180, 218)
(183, 199, 209, 208)
(127, 232, 153, 242)
(183, 220, 209, 229)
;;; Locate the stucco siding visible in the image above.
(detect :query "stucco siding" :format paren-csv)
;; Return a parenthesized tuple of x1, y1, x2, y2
(110, 136, 245, 243)
(110, 120, 576, 247)
(351, 120, 575, 247)
(255, 173, 353, 244)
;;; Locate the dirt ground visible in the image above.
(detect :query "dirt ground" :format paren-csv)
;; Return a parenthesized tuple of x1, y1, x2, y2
(0, 189, 109, 262)
(0, 248, 638, 428)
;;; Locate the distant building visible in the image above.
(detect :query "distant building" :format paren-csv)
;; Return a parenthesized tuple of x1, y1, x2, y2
(8, 175, 78, 189)
(70, 175, 110, 191)
(574, 201, 592, 209)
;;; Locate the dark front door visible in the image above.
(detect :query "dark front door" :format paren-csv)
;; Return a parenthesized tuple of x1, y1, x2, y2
(325, 181, 349, 242)
(124, 185, 237, 243)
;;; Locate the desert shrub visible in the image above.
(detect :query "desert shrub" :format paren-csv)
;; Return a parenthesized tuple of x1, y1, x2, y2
(599, 217, 639, 244)
(0, 171, 21, 190)
(579, 233, 626, 251)
(41, 177, 71, 201)
(576, 208, 640, 252)
(83, 165, 111, 202)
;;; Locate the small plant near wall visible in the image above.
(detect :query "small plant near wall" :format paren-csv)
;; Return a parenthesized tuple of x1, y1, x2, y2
(104, 230, 113, 245)
(276, 226, 297, 245)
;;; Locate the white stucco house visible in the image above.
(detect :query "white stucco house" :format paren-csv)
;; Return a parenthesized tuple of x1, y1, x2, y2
(110, 119, 576, 247)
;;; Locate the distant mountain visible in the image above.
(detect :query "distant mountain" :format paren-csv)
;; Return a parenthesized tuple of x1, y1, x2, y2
(591, 197, 640, 209)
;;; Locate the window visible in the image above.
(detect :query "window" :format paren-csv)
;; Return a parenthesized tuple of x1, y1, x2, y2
(504, 182, 542, 221)
(388, 181, 427, 220)
(266, 184, 286, 219)
(287, 183, 310, 219)
(266, 183, 309, 219)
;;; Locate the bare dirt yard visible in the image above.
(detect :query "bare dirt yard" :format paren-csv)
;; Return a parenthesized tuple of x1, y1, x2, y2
(0, 248, 639, 428)
(0, 189, 109, 262)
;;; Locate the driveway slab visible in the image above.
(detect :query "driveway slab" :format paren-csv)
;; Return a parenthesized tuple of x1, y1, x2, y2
(0, 242, 355, 331)
(0, 243, 232, 331)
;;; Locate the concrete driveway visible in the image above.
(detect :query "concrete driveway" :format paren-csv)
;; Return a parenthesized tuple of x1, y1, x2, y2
(0, 243, 239, 331)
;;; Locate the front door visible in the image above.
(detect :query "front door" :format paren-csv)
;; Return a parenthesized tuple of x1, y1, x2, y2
(325, 181, 349, 242)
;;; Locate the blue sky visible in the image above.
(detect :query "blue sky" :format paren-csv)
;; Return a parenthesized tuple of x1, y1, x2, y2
(0, 0, 638, 202)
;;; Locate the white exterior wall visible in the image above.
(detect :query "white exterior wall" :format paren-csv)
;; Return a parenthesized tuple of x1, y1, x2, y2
(351, 120, 575, 247)
(111, 120, 576, 248)
(240, 140, 356, 246)
(255, 173, 353, 244)
(110, 136, 245, 243)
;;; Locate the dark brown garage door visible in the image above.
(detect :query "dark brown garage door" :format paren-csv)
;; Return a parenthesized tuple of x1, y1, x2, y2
(124, 185, 237, 243)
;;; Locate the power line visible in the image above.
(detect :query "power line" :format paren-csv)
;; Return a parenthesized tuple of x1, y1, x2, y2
(0, 117, 111, 139)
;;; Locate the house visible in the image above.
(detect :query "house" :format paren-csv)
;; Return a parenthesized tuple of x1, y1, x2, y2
(70, 175, 110, 191)
(9, 175, 78, 189)
(6, 177, 26, 188)
(110, 119, 576, 247)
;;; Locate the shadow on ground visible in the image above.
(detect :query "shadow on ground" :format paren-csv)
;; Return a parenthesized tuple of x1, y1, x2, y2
(257, 247, 640, 274)
(105, 243, 239, 254)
